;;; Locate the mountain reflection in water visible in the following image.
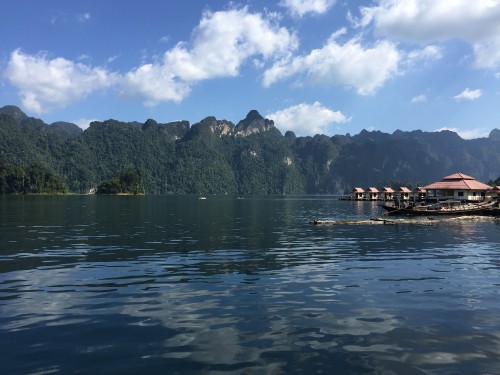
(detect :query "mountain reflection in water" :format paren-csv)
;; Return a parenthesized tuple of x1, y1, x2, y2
(1, 195, 499, 374)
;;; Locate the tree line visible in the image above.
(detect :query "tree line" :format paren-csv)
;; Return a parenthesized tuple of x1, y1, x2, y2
(0, 161, 68, 194)
(1, 107, 500, 195)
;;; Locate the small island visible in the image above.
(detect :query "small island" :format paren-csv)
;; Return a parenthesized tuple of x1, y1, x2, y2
(95, 168, 145, 195)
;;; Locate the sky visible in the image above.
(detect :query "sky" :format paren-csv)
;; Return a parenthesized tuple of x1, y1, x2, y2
(1, 0, 500, 139)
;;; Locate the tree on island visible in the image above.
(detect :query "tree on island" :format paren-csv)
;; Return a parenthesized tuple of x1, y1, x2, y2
(0, 161, 68, 194)
(96, 168, 145, 195)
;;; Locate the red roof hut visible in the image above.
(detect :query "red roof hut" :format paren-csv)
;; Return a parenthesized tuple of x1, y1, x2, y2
(423, 173, 491, 202)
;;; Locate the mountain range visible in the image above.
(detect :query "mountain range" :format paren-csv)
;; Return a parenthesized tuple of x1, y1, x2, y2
(1, 105, 499, 194)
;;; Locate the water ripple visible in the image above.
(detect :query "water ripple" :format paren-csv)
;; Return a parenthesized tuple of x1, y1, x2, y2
(1, 196, 500, 374)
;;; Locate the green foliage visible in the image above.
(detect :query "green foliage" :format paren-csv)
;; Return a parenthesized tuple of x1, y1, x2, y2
(488, 177, 500, 187)
(96, 168, 145, 195)
(0, 161, 68, 194)
(378, 179, 421, 190)
(2, 106, 500, 195)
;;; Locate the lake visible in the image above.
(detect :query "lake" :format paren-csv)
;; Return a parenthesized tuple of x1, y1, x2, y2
(1, 195, 500, 374)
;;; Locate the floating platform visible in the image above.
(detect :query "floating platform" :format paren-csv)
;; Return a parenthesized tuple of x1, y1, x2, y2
(310, 216, 498, 226)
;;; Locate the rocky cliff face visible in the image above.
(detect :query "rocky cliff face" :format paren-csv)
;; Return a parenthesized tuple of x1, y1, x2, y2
(234, 110, 278, 137)
(2, 104, 500, 194)
(0, 105, 28, 124)
(183, 110, 278, 139)
(489, 128, 500, 142)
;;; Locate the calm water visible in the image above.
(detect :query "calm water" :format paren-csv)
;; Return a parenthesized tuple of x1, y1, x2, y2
(1, 195, 500, 374)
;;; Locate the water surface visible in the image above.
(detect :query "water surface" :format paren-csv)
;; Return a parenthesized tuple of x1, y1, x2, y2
(1, 195, 499, 374)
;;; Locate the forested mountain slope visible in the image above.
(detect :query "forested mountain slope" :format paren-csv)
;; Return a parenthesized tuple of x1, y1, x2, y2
(1, 105, 499, 194)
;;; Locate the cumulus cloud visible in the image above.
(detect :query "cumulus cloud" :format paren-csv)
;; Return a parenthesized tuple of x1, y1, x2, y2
(411, 94, 427, 103)
(4, 49, 118, 113)
(436, 127, 489, 139)
(280, 0, 335, 17)
(168, 8, 296, 80)
(263, 29, 400, 95)
(357, 0, 500, 68)
(266, 101, 350, 136)
(6, 7, 298, 110)
(121, 7, 298, 105)
(453, 88, 482, 101)
(121, 63, 192, 105)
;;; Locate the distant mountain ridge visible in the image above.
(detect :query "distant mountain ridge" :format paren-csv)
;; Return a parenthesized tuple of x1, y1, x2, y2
(0, 105, 82, 137)
(1, 105, 499, 194)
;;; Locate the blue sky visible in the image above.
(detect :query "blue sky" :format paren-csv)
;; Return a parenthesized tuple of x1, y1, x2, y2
(1, 0, 500, 138)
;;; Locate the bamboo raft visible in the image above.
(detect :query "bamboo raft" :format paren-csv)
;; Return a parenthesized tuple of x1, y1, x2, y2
(310, 216, 498, 226)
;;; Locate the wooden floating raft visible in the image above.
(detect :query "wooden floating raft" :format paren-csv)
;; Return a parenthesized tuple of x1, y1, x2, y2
(310, 216, 499, 226)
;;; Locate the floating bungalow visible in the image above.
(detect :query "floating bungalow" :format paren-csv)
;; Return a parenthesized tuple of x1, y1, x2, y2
(342, 173, 495, 203)
(351, 187, 365, 200)
(366, 187, 379, 200)
(396, 187, 412, 201)
(413, 187, 427, 201)
(423, 173, 491, 202)
(344, 186, 411, 201)
(381, 187, 395, 201)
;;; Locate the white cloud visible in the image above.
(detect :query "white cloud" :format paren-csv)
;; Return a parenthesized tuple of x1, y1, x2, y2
(453, 88, 482, 101)
(77, 12, 91, 23)
(473, 34, 500, 68)
(107, 54, 119, 64)
(6, 8, 299, 110)
(121, 64, 191, 105)
(280, 0, 335, 17)
(4, 49, 118, 113)
(266, 101, 350, 136)
(411, 94, 427, 103)
(407, 45, 442, 63)
(159, 35, 170, 44)
(435, 127, 489, 139)
(121, 7, 298, 105)
(168, 7, 297, 80)
(263, 30, 400, 95)
(357, 0, 500, 68)
(73, 118, 98, 130)
(404, 45, 442, 72)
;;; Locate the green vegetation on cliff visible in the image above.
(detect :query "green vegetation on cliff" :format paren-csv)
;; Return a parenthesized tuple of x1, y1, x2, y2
(0, 161, 68, 194)
(1, 105, 500, 194)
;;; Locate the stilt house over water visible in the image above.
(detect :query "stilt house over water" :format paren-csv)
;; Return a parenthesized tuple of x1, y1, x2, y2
(351, 187, 364, 200)
(423, 173, 492, 202)
(381, 187, 395, 201)
(413, 187, 427, 201)
(396, 187, 412, 201)
(366, 187, 379, 200)
(345, 172, 496, 202)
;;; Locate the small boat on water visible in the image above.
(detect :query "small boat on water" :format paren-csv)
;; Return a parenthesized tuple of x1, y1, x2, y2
(380, 199, 499, 216)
